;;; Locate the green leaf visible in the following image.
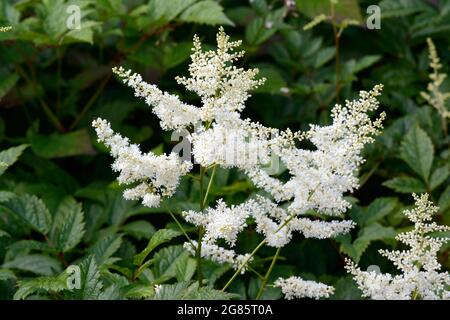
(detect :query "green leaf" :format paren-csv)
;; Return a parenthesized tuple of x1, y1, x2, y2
(429, 165, 449, 190)
(350, 55, 382, 74)
(88, 234, 123, 265)
(379, 0, 427, 18)
(185, 286, 238, 300)
(72, 256, 103, 300)
(179, 1, 234, 26)
(153, 281, 190, 299)
(14, 272, 68, 300)
(153, 245, 189, 282)
(2, 254, 62, 276)
(153, 281, 237, 300)
(0, 191, 15, 203)
(0, 268, 16, 281)
(382, 176, 426, 194)
(314, 47, 336, 68)
(7, 240, 53, 254)
(357, 223, 397, 242)
(254, 64, 286, 94)
(0, 144, 28, 176)
(0, 73, 19, 100)
(122, 220, 156, 240)
(439, 185, 450, 212)
(330, 276, 362, 300)
(6, 194, 52, 235)
(134, 229, 182, 266)
(340, 223, 397, 262)
(175, 257, 197, 282)
(400, 125, 434, 181)
(296, 0, 363, 23)
(50, 197, 85, 252)
(31, 129, 95, 158)
(0, 230, 10, 238)
(364, 197, 398, 226)
(245, 17, 277, 45)
(146, 0, 197, 25)
(124, 284, 155, 299)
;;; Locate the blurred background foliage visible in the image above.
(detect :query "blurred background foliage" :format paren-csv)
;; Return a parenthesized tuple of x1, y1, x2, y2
(0, 0, 449, 299)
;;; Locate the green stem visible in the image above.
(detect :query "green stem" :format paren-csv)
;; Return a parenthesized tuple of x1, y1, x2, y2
(330, 2, 341, 103)
(255, 247, 281, 300)
(56, 47, 62, 113)
(202, 165, 217, 208)
(222, 239, 267, 291)
(196, 166, 206, 287)
(69, 73, 112, 130)
(164, 204, 195, 250)
(15, 65, 65, 132)
(221, 212, 297, 292)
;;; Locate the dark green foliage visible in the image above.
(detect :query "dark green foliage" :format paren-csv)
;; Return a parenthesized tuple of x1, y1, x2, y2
(0, 0, 449, 300)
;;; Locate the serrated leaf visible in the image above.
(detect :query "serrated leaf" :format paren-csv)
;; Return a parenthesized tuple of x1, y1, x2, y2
(185, 286, 238, 300)
(400, 125, 434, 181)
(124, 284, 155, 299)
(342, 224, 397, 262)
(429, 165, 449, 190)
(134, 229, 181, 266)
(175, 256, 197, 283)
(2, 254, 62, 276)
(88, 234, 123, 265)
(0, 268, 16, 281)
(383, 176, 426, 193)
(6, 194, 52, 235)
(357, 223, 397, 242)
(72, 256, 103, 300)
(0, 145, 28, 176)
(14, 272, 68, 300)
(179, 1, 234, 26)
(153, 281, 237, 300)
(50, 197, 85, 252)
(153, 245, 189, 282)
(0, 191, 15, 202)
(153, 281, 190, 300)
(364, 197, 398, 226)
(7, 240, 53, 253)
(146, 0, 197, 25)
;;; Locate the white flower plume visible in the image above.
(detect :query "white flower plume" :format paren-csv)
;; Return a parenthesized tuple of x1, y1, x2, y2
(274, 276, 335, 300)
(95, 28, 385, 283)
(92, 118, 192, 207)
(346, 193, 450, 300)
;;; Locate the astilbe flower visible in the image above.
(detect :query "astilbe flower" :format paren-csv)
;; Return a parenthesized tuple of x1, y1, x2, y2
(93, 28, 385, 295)
(0, 26, 12, 32)
(92, 118, 192, 208)
(274, 277, 335, 300)
(420, 38, 450, 130)
(346, 193, 450, 300)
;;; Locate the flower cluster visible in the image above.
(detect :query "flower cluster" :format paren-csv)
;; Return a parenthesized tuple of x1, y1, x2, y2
(92, 118, 192, 208)
(94, 28, 385, 288)
(420, 38, 450, 127)
(346, 193, 450, 300)
(0, 26, 12, 32)
(274, 276, 335, 300)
